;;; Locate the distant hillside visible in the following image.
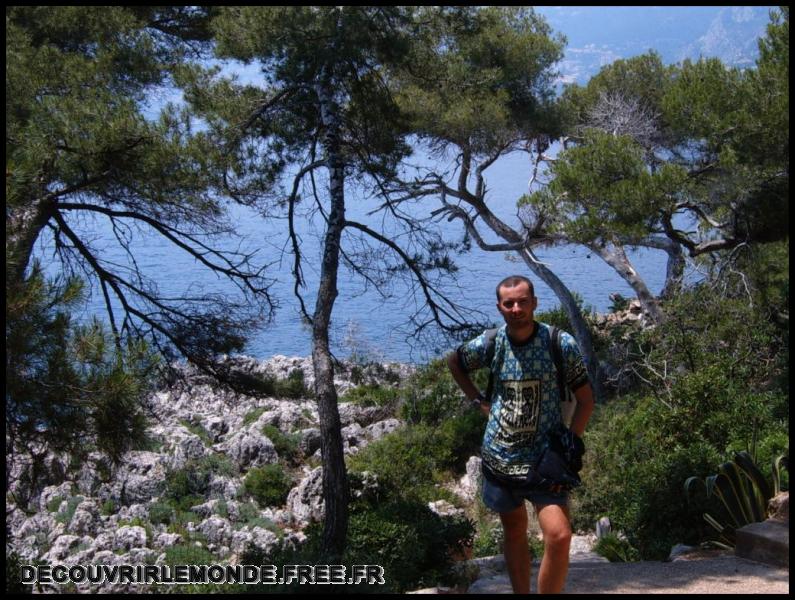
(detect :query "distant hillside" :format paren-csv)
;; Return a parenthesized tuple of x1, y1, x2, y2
(536, 6, 775, 85)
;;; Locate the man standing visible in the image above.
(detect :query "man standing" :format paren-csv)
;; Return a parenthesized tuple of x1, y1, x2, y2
(447, 275, 595, 594)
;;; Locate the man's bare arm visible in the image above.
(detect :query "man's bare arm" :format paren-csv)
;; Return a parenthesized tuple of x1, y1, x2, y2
(447, 352, 490, 416)
(569, 383, 595, 438)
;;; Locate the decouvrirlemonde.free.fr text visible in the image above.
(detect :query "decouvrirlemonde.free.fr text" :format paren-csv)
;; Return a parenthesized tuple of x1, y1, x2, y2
(21, 564, 385, 586)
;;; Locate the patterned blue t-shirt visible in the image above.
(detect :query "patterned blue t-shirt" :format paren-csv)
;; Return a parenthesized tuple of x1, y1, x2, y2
(457, 322, 588, 478)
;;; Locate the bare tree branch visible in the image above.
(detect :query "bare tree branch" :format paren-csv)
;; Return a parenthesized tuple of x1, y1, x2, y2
(344, 219, 476, 334)
(56, 202, 277, 304)
(661, 212, 739, 257)
(50, 206, 273, 395)
(585, 90, 660, 150)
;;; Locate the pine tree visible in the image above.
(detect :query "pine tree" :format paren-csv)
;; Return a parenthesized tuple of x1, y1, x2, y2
(187, 6, 460, 560)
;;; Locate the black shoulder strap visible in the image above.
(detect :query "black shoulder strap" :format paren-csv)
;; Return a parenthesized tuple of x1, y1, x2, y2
(548, 325, 567, 403)
(483, 327, 499, 403)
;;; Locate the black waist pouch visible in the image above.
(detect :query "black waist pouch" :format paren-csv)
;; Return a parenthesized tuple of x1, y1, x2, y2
(481, 459, 544, 490)
(482, 424, 584, 492)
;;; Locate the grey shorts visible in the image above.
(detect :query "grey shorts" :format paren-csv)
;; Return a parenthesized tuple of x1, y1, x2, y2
(482, 476, 569, 513)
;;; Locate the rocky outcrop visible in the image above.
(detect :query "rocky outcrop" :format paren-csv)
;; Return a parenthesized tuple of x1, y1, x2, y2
(768, 491, 789, 522)
(219, 430, 279, 470)
(6, 355, 410, 593)
(286, 467, 325, 525)
(735, 491, 790, 568)
(593, 298, 649, 332)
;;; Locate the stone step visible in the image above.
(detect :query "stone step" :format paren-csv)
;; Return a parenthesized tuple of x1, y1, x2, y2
(735, 519, 789, 568)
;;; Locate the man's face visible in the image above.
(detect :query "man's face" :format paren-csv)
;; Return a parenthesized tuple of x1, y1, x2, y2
(496, 282, 537, 328)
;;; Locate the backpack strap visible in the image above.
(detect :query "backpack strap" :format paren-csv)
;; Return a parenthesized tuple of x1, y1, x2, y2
(483, 327, 500, 403)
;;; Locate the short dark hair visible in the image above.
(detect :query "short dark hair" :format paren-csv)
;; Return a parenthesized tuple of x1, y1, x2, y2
(496, 275, 535, 301)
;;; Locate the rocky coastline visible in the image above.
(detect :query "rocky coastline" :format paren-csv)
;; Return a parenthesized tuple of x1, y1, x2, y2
(6, 354, 418, 593)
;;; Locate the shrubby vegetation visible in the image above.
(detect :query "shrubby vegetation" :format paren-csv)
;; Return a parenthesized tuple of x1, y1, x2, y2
(400, 358, 489, 425)
(233, 494, 474, 594)
(593, 533, 641, 563)
(160, 454, 237, 522)
(343, 384, 401, 409)
(535, 291, 594, 334)
(262, 425, 302, 465)
(229, 368, 311, 400)
(349, 359, 487, 502)
(571, 241, 789, 559)
(243, 464, 294, 508)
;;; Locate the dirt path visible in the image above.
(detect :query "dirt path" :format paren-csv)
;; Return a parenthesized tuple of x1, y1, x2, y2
(466, 555, 789, 594)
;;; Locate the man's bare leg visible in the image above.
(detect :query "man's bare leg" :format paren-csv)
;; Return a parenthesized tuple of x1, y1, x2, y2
(499, 503, 531, 593)
(534, 503, 572, 594)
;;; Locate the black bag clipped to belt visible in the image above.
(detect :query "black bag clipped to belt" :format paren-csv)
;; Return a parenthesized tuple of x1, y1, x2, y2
(536, 423, 585, 489)
(482, 424, 585, 492)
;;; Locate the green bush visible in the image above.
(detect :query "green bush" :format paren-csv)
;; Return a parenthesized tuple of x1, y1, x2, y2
(343, 384, 401, 408)
(164, 469, 209, 510)
(178, 419, 213, 447)
(228, 368, 311, 400)
(262, 425, 301, 464)
(243, 464, 293, 508)
(148, 501, 174, 525)
(473, 517, 503, 558)
(166, 510, 203, 539)
(236, 498, 474, 594)
(100, 499, 118, 516)
(344, 499, 475, 592)
(215, 499, 229, 518)
(528, 535, 546, 562)
(400, 383, 461, 426)
(535, 291, 593, 334)
(593, 533, 641, 562)
(46, 495, 64, 513)
(163, 544, 215, 566)
(436, 410, 488, 473)
(348, 408, 486, 505)
(243, 407, 267, 426)
(55, 496, 84, 526)
(274, 369, 310, 399)
(163, 454, 237, 512)
(399, 358, 487, 425)
(201, 452, 237, 478)
(348, 424, 444, 501)
(347, 361, 402, 387)
(232, 501, 280, 533)
(573, 394, 738, 559)
(572, 284, 789, 560)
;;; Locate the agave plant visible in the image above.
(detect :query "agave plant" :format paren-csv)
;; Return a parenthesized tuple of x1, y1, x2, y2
(684, 450, 788, 549)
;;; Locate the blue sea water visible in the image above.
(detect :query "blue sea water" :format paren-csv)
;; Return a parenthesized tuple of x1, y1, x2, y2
(36, 147, 684, 365)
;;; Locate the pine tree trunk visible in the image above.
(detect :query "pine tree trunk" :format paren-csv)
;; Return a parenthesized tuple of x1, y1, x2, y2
(6, 199, 55, 285)
(587, 241, 665, 324)
(660, 241, 685, 299)
(312, 76, 350, 563)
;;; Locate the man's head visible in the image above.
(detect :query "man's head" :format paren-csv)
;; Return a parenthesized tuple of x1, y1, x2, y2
(496, 275, 537, 328)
